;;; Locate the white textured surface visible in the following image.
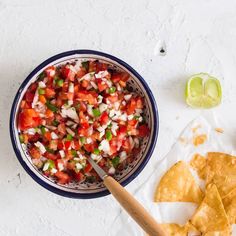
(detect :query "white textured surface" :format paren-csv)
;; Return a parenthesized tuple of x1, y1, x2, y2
(0, 0, 236, 235)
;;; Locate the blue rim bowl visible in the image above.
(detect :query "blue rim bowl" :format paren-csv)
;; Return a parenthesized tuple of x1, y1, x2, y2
(10, 50, 159, 199)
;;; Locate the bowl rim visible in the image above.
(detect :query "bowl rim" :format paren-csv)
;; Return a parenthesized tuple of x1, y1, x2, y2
(9, 49, 159, 199)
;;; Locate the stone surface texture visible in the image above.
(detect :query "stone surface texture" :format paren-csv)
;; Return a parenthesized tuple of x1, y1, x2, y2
(0, 0, 236, 235)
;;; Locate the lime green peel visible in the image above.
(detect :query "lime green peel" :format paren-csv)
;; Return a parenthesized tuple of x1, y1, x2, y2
(185, 73, 222, 108)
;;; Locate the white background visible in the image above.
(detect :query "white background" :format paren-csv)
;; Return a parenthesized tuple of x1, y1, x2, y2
(0, 0, 236, 235)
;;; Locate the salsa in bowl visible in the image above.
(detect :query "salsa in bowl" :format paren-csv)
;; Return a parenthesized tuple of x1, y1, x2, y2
(10, 50, 158, 198)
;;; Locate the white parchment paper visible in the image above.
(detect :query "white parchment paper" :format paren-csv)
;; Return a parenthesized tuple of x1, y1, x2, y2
(110, 113, 236, 236)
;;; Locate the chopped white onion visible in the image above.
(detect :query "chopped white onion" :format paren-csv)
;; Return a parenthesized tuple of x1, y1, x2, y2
(59, 150, 65, 158)
(38, 81, 46, 88)
(124, 94, 132, 101)
(35, 141, 46, 154)
(98, 140, 110, 153)
(99, 103, 108, 113)
(66, 128, 75, 136)
(51, 132, 58, 139)
(108, 166, 115, 175)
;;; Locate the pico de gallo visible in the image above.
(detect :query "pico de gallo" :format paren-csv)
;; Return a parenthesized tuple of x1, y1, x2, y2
(18, 59, 149, 185)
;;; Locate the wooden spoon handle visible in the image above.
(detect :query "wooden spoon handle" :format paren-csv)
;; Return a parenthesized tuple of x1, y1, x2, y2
(103, 176, 166, 236)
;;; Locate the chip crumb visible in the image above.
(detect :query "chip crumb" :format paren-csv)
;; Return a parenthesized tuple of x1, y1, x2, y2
(179, 136, 187, 144)
(215, 127, 224, 133)
(192, 124, 202, 133)
(193, 134, 207, 146)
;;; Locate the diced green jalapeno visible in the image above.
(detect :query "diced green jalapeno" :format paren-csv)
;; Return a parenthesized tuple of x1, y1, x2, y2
(106, 130, 112, 141)
(19, 134, 24, 143)
(108, 87, 116, 94)
(93, 148, 100, 155)
(46, 101, 58, 112)
(81, 61, 89, 71)
(92, 109, 101, 117)
(38, 88, 45, 95)
(66, 134, 73, 141)
(111, 156, 120, 168)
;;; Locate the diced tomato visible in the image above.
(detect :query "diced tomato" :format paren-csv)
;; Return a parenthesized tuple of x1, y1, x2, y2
(28, 82, 38, 93)
(98, 158, 106, 167)
(111, 72, 129, 83)
(25, 91, 34, 103)
(57, 141, 64, 150)
(56, 159, 65, 170)
(73, 140, 81, 150)
(42, 132, 51, 142)
(44, 152, 58, 160)
(91, 131, 100, 140)
(136, 97, 143, 109)
(127, 98, 136, 115)
(22, 134, 29, 144)
(64, 141, 71, 150)
(55, 171, 70, 184)
(62, 81, 69, 92)
(49, 140, 58, 150)
(45, 88, 55, 98)
(45, 66, 56, 78)
(45, 109, 54, 119)
(67, 160, 76, 170)
(58, 123, 66, 135)
(117, 126, 127, 140)
(109, 139, 118, 155)
(119, 80, 126, 87)
(29, 147, 41, 159)
(97, 79, 108, 92)
(138, 124, 149, 137)
(65, 150, 74, 159)
(122, 138, 132, 153)
(81, 80, 89, 88)
(39, 95, 47, 104)
(18, 109, 40, 131)
(20, 100, 31, 109)
(79, 101, 87, 112)
(77, 69, 87, 78)
(62, 66, 76, 81)
(96, 62, 108, 72)
(88, 61, 97, 72)
(75, 172, 85, 182)
(77, 91, 97, 105)
(27, 133, 40, 142)
(84, 162, 93, 173)
(56, 97, 63, 107)
(100, 112, 109, 125)
(84, 142, 97, 153)
(128, 119, 138, 127)
(106, 93, 118, 103)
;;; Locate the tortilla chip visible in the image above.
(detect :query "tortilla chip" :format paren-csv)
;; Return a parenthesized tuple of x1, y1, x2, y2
(154, 161, 204, 203)
(190, 184, 230, 233)
(206, 152, 236, 184)
(203, 228, 231, 236)
(190, 153, 207, 179)
(210, 174, 236, 199)
(160, 224, 188, 236)
(222, 188, 236, 224)
(160, 222, 200, 236)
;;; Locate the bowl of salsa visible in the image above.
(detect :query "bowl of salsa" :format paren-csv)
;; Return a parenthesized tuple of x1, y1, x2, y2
(10, 50, 159, 198)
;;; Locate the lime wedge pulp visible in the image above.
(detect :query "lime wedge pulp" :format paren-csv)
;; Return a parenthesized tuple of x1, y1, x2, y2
(185, 73, 222, 108)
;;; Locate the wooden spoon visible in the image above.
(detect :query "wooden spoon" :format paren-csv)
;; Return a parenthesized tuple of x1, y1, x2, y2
(87, 156, 166, 236)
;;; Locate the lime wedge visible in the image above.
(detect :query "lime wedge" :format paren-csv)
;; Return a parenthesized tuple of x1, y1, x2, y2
(185, 73, 222, 108)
